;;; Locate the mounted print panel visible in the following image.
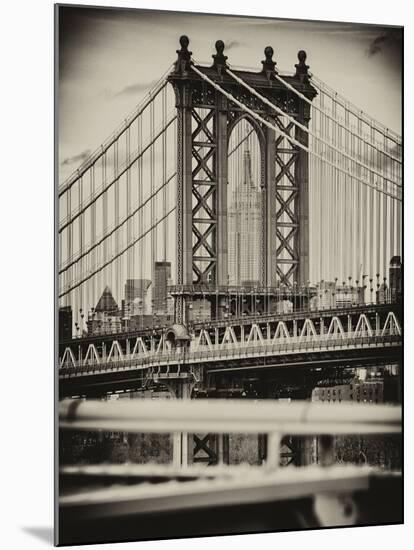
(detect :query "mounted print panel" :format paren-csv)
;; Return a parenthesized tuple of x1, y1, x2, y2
(55, 4, 403, 546)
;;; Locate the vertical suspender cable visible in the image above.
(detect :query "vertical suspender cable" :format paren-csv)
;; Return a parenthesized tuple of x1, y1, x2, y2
(91, 164, 96, 312)
(390, 136, 395, 261)
(103, 149, 108, 306)
(350, 119, 355, 282)
(362, 121, 368, 282)
(374, 127, 381, 280)
(333, 97, 339, 282)
(369, 122, 374, 281)
(78, 176, 83, 330)
(162, 86, 167, 264)
(319, 93, 324, 281)
(66, 188, 72, 310)
(357, 117, 363, 283)
(138, 114, 143, 321)
(150, 97, 155, 314)
(327, 95, 332, 281)
(383, 133, 388, 278)
(126, 125, 131, 295)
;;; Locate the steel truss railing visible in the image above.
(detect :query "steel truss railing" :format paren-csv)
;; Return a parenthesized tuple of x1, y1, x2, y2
(60, 332, 401, 374)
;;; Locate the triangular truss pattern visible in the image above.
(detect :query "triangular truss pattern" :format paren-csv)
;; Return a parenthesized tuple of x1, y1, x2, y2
(354, 314, 373, 337)
(193, 328, 214, 350)
(83, 343, 100, 365)
(326, 316, 345, 338)
(221, 326, 238, 346)
(107, 340, 124, 362)
(131, 337, 149, 358)
(381, 311, 401, 336)
(273, 321, 290, 341)
(246, 323, 265, 344)
(60, 347, 76, 368)
(300, 318, 318, 340)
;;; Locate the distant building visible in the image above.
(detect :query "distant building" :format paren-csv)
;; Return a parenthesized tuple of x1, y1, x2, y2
(377, 256, 402, 304)
(389, 256, 402, 303)
(192, 299, 211, 321)
(310, 281, 365, 310)
(312, 380, 384, 404)
(335, 285, 365, 308)
(124, 279, 151, 316)
(166, 276, 175, 316)
(310, 281, 336, 310)
(153, 262, 171, 314)
(87, 312, 122, 335)
(274, 300, 293, 314)
(59, 306, 72, 340)
(228, 149, 262, 286)
(376, 283, 387, 305)
(95, 286, 119, 313)
(88, 286, 122, 335)
(127, 313, 174, 332)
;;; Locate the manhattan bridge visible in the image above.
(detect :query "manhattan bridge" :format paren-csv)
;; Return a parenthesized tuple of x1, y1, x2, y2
(58, 36, 402, 540)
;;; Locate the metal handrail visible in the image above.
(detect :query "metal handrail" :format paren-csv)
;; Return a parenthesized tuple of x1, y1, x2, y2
(59, 398, 401, 436)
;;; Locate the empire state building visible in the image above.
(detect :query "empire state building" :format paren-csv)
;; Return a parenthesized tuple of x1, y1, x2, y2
(228, 149, 262, 286)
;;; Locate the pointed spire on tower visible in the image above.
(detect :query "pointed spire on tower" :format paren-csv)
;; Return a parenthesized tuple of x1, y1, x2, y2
(95, 286, 119, 313)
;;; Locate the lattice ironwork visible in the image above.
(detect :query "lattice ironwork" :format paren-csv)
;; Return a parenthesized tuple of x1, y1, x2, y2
(192, 433, 218, 465)
(275, 116, 300, 286)
(191, 107, 217, 283)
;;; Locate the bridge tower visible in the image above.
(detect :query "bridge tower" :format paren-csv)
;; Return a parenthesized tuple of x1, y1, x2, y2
(168, 37, 317, 324)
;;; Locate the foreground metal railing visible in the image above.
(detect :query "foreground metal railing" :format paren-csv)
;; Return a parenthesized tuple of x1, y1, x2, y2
(58, 399, 402, 541)
(60, 399, 401, 468)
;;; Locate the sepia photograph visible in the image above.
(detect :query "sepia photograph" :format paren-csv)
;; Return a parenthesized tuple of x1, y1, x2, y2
(56, 4, 403, 546)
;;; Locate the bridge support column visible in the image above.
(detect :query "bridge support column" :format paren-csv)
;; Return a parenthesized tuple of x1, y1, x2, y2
(265, 118, 277, 286)
(295, 100, 310, 286)
(174, 80, 193, 325)
(164, 379, 194, 468)
(216, 93, 228, 286)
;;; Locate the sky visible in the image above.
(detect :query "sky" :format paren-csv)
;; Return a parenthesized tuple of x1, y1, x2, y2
(58, 6, 402, 181)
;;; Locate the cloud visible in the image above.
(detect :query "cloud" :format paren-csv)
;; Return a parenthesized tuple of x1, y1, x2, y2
(61, 149, 91, 166)
(367, 29, 402, 57)
(225, 40, 242, 51)
(113, 80, 158, 98)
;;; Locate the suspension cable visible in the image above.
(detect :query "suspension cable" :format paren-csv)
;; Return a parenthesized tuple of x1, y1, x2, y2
(59, 114, 177, 233)
(59, 207, 176, 299)
(273, 72, 402, 163)
(58, 65, 173, 197)
(190, 64, 400, 202)
(310, 73, 401, 147)
(225, 67, 401, 188)
(60, 171, 175, 274)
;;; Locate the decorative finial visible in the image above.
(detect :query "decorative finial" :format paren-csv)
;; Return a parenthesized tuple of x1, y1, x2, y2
(212, 40, 228, 76)
(295, 50, 309, 82)
(262, 46, 277, 79)
(174, 35, 192, 74)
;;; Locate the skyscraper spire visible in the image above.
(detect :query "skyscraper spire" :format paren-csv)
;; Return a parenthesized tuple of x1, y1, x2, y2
(243, 149, 255, 188)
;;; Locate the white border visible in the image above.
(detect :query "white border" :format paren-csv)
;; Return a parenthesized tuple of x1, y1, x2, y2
(0, 1, 412, 549)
